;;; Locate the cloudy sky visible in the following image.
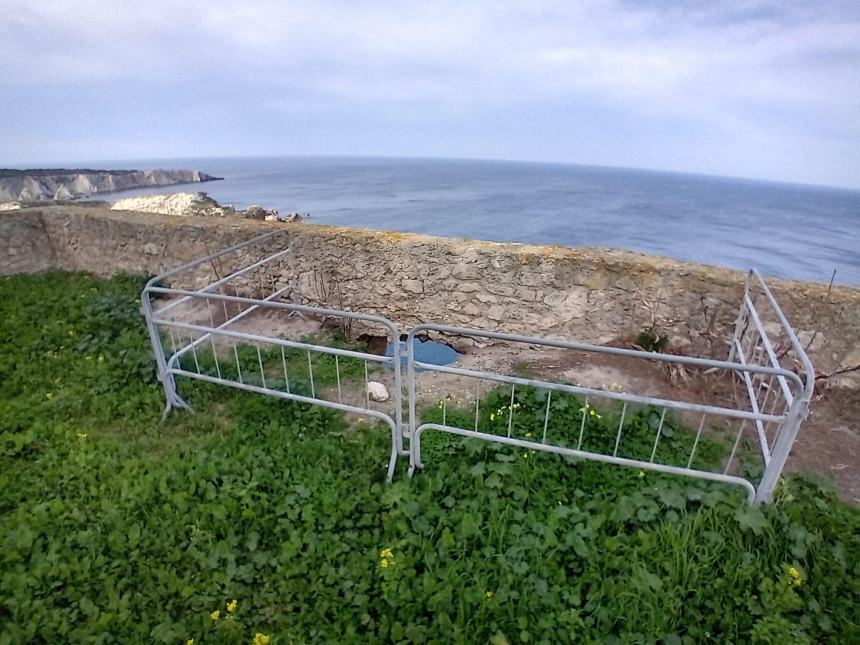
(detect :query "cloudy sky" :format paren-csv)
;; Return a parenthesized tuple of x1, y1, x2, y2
(2, 0, 859, 187)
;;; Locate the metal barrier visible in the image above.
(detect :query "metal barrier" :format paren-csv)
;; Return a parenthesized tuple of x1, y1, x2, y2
(141, 231, 405, 481)
(728, 269, 815, 502)
(142, 236, 814, 503)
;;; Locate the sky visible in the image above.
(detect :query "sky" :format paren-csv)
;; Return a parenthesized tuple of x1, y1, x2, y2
(1, 0, 859, 188)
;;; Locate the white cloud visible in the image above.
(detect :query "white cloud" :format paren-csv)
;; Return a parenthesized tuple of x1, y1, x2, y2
(1, 0, 858, 185)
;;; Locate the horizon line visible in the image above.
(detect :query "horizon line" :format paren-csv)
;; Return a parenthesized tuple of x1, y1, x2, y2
(4, 153, 859, 193)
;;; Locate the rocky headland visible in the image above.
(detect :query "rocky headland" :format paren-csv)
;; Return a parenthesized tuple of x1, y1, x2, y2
(0, 168, 221, 202)
(111, 192, 302, 222)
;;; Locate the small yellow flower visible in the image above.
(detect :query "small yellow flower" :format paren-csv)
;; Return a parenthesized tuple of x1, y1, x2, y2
(578, 404, 589, 414)
(210, 610, 220, 621)
(186, 640, 194, 645)
(253, 633, 270, 645)
(226, 598, 238, 613)
(638, 470, 645, 478)
(490, 413, 495, 421)
(46, 392, 54, 400)
(380, 559, 390, 568)
(485, 591, 494, 599)
(97, 354, 105, 363)
(379, 547, 394, 559)
(76, 432, 87, 440)
(524, 432, 532, 438)
(787, 566, 802, 587)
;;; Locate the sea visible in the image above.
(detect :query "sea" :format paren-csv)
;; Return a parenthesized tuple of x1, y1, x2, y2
(93, 156, 860, 286)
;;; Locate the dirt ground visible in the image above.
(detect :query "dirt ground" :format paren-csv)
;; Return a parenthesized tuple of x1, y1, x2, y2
(161, 298, 859, 504)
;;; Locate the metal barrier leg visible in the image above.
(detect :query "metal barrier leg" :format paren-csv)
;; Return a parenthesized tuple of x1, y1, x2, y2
(142, 293, 191, 420)
(754, 397, 806, 504)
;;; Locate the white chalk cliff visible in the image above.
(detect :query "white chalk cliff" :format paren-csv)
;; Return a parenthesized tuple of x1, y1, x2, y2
(0, 169, 220, 201)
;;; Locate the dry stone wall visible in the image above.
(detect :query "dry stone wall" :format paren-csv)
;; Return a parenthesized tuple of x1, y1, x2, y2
(0, 211, 57, 274)
(4, 205, 860, 387)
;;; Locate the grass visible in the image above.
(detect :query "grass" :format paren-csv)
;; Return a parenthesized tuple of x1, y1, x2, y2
(1, 271, 858, 644)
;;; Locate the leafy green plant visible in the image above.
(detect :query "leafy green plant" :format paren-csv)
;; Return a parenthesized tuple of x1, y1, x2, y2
(0, 272, 858, 643)
(636, 325, 670, 353)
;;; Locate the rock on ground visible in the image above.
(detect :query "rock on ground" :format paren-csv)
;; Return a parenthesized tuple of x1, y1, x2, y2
(367, 381, 390, 402)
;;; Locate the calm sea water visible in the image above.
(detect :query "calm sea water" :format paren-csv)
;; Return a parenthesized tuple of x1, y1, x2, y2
(100, 156, 860, 286)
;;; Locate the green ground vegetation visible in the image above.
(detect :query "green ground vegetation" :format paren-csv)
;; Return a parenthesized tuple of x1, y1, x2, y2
(1, 272, 858, 644)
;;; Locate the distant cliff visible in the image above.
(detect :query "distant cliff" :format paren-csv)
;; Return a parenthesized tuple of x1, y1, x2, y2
(0, 169, 221, 201)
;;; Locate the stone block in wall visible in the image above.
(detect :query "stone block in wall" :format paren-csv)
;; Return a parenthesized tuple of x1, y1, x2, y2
(487, 305, 505, 321)
(402, 279, 424, 294)
(452, 263, 480, 280)
(457, 282, 481, 293)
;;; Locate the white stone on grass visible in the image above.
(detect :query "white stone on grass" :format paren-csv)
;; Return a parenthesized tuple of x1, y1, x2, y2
(367, 381, 390, 402)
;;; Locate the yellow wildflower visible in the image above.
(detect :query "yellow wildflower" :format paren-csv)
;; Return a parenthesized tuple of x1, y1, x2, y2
(97, 354, 105, 363)
(638, 470, 645, 478)
(226, 598, 238, 613)
(76, 432, 87, 440)
(46, 392, 54, 400)
(485, 591, 494, 599)
(253, 633, 270, 645)
(787, 566, 802, 587)
(186, 640, 194, 645)
(210, 610, 220, 621)
(379, 547, 394, 559)
(490, 413, 495, 421)
(380, 559, 390, 568)
(525, 432, 532, 438)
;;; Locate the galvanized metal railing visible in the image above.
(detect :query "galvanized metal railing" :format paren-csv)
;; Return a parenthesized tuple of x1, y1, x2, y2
(141, 236, 814, 503)
(727, 269, 815, 502)
(405, 322, 808, 504)
(141, 231, 406, 481)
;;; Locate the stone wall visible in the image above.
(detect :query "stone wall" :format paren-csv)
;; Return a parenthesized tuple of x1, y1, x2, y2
(0, 211, 58, 274)
(5, 205, 860, 387)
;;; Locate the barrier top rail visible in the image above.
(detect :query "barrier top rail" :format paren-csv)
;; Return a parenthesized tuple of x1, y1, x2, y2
(407, 323, 805, 396)
(144, 230, 279, 289)
(748, 269, 815, 403)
